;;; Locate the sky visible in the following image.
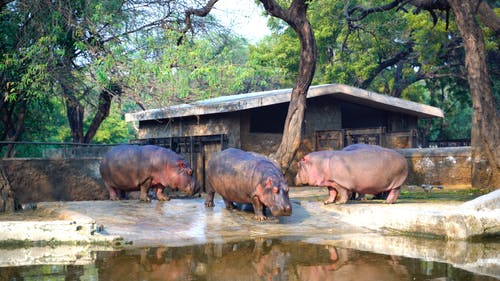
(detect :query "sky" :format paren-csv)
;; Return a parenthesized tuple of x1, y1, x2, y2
(211, 0, 272, 43)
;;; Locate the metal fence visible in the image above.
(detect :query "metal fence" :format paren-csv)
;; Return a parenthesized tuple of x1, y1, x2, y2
(427, 139, 471, 147)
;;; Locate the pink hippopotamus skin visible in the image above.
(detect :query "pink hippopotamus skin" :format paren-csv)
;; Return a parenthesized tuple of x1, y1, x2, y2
(295, 144, 408, 204)
(99, 144, 199, 202)
(205, 148, 292, 221)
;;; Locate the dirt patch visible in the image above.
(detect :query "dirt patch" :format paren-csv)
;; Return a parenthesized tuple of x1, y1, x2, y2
(0, 205, 60, 221)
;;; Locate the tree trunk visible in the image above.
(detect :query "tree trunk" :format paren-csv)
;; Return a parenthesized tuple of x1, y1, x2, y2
(448, 0, 500, 188)
(0, 166, 18, 213)
(65, 95, 85, 143)
(83, 86, 117, 143)
(2, 99, 27, 157)
(260, 0, 317, 173)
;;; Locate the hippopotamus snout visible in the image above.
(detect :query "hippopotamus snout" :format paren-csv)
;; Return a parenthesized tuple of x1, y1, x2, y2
(270, 204, 292, 217)
(269, 194, 292, 216)
(183, 180, 199, 196)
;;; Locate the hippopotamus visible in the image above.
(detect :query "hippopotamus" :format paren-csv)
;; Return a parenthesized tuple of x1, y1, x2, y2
(295, 144, 408, 204)
(342, 144, 390, 201)
(205, 148, 292, 221)
(99, 144, 198, 202)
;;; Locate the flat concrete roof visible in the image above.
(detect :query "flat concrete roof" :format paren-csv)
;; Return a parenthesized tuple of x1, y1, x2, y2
(125, 83, 444, 122)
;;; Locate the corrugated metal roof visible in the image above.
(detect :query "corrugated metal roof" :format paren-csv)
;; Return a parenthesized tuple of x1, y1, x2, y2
(124, 83, 444, 122)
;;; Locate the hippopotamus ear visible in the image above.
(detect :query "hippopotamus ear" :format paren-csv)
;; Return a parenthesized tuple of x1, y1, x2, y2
(264, 177, 279, 193)
(265, 177, 273, 187)
(176, 160, 193, 175)
(176, 160, 186, 169)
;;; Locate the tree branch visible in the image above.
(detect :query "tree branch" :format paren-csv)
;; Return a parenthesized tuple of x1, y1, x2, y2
(260, 0, 290, 25)
(347, 0, 452, 29)
(360, 41, 414, 89)
(178, 0, 219, 44)
(347, 0, 404, 22)
(477, 0, 500, 35)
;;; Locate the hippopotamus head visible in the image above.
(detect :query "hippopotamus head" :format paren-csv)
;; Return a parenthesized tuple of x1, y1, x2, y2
(295, 154, 319, 186)
(164, 159, 199, 196)
(256, 174, 292, 217)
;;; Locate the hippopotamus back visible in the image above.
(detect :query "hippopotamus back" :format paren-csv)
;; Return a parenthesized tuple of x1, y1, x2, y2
(205, 148, 292, 220)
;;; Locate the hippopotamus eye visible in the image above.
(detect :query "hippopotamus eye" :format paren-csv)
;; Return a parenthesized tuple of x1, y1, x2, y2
(177, 167, 193, 176)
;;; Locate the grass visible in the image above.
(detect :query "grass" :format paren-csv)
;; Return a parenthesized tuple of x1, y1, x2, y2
(399, 188, 488, 202)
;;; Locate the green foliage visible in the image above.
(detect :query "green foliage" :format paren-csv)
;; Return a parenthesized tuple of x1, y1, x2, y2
(421, 79, 473, 141)
(248, 0, 492, 142)
(91, 104, 133, 144)
(115, 29, 289, 109)
(2, 0, 495, 148)
(2, 0, 292, 148)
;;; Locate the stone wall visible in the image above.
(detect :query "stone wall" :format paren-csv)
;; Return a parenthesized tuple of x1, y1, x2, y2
(397, 146, 471, 187)
(0, 147, 474, 206)
(0, 158, 107, 204)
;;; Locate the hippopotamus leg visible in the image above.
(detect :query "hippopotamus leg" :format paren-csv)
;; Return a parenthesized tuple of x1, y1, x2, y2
(222, 198, 237, 210)
(251, 196, 267, 221)
(205, 190, 215, 207)
(105, 183, 121, 200)
(139, 178, 152, 202)
(385, 188, 401, 204)
(324, 186, 338, 205)
(156, 187, 170, 201)
(335, 186, 350, 204)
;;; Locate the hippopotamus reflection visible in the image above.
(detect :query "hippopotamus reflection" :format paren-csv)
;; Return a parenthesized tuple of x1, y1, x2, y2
(100, 144, 199, 202)
(296, 247, 410, 281)
(94, 240, 415, 281)
(205, 148, 292, 221)
(296, 144, 408, 204)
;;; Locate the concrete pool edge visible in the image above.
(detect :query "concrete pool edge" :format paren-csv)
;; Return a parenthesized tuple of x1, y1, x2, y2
(0, 187, 498, 277)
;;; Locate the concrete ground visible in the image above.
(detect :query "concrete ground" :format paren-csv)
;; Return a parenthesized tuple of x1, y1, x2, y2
(0, 187, 498, 277)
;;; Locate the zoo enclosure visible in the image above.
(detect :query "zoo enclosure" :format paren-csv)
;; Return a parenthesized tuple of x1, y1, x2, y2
(0, 139, 472, 205)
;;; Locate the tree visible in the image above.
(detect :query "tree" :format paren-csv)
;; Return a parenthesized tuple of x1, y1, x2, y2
(259, 0, 317, 173)
(249, 0, 476, 144)
(0, 0, 125, 148)
(1, 1, 55, 155)
(3, 0, 286, 155)
(118, 30, 286, 109)
(345, 0, 499, 188)
(1, 0, 221, 151)
(447, 0, 499, 188)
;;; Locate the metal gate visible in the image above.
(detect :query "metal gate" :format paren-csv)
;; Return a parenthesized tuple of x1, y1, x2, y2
(130, 134, 228, 192)
(315, 127, 417, 150)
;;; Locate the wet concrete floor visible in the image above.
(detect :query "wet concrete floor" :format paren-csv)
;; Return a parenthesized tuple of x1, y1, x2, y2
(51, 190, 369, 247)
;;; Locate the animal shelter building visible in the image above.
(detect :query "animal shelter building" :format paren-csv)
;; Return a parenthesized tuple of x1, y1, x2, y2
(125, 83, 443, 188)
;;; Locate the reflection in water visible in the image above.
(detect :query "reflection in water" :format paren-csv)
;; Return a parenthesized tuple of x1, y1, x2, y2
(0, 239, 497, 281)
